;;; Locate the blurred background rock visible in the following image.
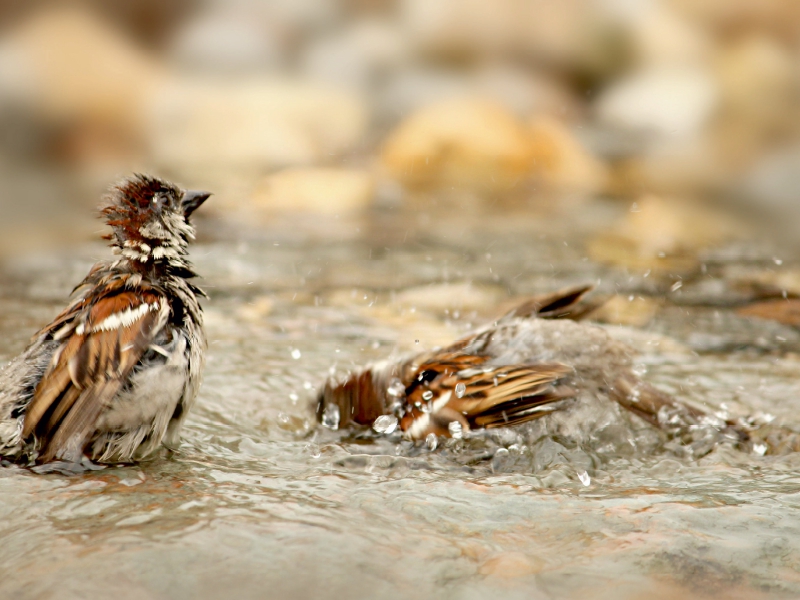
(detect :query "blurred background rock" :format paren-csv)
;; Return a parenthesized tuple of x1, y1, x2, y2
(0, 0, 797, 258)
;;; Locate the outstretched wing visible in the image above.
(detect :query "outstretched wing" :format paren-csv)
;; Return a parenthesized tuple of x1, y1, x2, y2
(399, 357, 575, 439)
(23, 288, 168, 462)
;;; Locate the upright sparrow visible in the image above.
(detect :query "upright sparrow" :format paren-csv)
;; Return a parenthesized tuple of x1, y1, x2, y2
(0, 174, 210, 464)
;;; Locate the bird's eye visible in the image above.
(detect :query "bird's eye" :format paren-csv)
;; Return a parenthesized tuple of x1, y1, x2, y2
(149, 194, 168, 209)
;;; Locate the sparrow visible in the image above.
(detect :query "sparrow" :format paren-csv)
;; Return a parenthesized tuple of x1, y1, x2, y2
(0, 174, 211, 465)
(317, 286, 746, 449)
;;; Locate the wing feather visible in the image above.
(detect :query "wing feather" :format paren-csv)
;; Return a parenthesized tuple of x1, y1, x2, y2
(23, 288, 167, 461)
(400, 362, 575, 439)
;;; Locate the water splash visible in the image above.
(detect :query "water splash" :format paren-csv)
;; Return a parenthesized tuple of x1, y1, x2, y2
(425, 433, 438, 451)
(373, 415, 398, 435)
(321, 404, 340, 430)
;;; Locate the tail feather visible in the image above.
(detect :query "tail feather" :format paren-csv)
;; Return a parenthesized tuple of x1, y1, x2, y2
(609, 372, 751, 445)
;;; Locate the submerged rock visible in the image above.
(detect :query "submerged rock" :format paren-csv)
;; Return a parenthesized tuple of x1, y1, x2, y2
(147, 78, 368, 169)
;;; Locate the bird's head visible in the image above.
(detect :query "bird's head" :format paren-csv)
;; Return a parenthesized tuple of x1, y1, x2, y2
(101, 174, 211, 264)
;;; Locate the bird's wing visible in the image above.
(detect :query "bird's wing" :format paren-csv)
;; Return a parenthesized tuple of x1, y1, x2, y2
(400, 357, 575, 439)
(500, 284, 602, 321)
(23, 286, 168, 462)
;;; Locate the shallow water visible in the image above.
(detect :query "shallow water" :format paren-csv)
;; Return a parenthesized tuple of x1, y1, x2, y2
(1, 200, 800, 599)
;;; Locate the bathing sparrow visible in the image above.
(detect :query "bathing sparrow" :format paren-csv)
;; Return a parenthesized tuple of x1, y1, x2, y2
(317, 286, 744, 447)
(0, 174, 210, 464)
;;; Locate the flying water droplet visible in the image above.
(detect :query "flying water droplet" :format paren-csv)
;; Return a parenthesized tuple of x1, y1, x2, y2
(578, 471, 591, 486)
(373, 414, 398, 435)
(455, 383, 466, 398)
(291, 348, 302, 360)
(425, 433, 438, 451)
(387, 379, 406, 398)
(448, 421, 463, 439)
(753, 443, 768, 456)
(321, 404, 340, 430)
(422, 390, 434, 401)
(305, 443, 321, 458)
(388, 398, 404, 413)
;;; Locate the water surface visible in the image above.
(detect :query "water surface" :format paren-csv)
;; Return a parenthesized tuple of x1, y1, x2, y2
(1, 200, 799, 599)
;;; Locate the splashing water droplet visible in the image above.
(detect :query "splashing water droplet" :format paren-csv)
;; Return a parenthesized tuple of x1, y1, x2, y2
(387, 379, 406, 398)
(373, 414, 398, 435)
(291, 348, 302, 360)
(422, 390, 434, 401)
(388, 398, 404, 413)
(305, 443, 321, 458)
(448, 421, 463, 439)
(321, 404, 340, 430)
(455, 383, 466, 398)
(578, 471, 591, 486)
(425, 433, 438, 451)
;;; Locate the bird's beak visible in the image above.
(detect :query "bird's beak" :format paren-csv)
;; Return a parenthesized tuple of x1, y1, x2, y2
(181, 190, 212, 217)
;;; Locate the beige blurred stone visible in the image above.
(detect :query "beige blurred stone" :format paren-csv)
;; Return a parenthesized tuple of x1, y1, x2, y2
(738, 300, 800, 327)
(669, 0, 800, 39)
(402, 0, 590, 66)
(528, 116, 608, 195)
(147, 78, 368, 168)
(726, 268, 800, 299)
(379, 66, 584, 125)
(381, 98, 536, 192)
(629, 3, 711, 68)
(612, 135, 728, 195)
(382, 98, 604, 194)
(251, 168, 374, 213)
(391, 282, 507, 314)
(588, 195, 741, 271)
(0, 7, 163, 150)
(236, 296, 276, 322)
(595, 66, 718, 138)
(589, 294, 660, 327)
(716, 35, 796, 131)
(478, 552, 543, 578)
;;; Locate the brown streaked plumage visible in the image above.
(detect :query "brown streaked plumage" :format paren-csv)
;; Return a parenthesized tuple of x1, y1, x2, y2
(317, 286, 741, 447)
(0, 174, 210, 464)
